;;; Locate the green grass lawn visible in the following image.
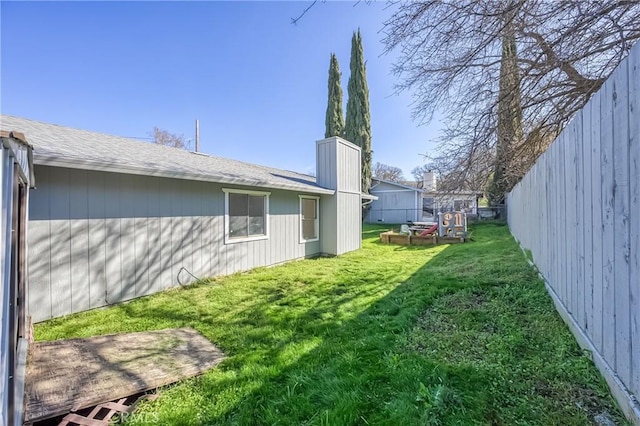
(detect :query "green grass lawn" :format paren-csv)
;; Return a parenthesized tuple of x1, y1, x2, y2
(36, 222, 626, 425)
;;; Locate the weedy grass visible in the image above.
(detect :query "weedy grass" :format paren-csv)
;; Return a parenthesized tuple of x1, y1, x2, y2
(36, 222, 627, 425)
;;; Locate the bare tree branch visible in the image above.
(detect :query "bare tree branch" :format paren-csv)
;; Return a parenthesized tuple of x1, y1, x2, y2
(373, 162, 405, 182)
(291, 0, 319, 25)
(149, 127, 188, 150)
(383, 0, 640, 194)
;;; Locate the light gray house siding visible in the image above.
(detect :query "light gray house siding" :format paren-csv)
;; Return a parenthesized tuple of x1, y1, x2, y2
(367, 180, 421, 223)
(28, 165, 321, 322)
(316, 137, 362, 255)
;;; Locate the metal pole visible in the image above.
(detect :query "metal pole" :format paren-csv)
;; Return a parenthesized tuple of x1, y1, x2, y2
(195, 119, 200, 152)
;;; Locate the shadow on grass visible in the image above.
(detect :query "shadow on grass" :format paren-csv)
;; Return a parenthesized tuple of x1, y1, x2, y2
(35, 223, 626, 425)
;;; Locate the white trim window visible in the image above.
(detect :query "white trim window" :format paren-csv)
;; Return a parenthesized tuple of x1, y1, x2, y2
(299, 195, 319, 243)
(223, 188, 270, 244)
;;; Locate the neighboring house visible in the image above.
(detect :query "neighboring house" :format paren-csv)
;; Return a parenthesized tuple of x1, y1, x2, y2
(367, 171, 481, 223)
(0, 115, 364, 323)
(0, 130, 33, 426)
(422, 171, 480, 219)
(366, 178, 423, 223)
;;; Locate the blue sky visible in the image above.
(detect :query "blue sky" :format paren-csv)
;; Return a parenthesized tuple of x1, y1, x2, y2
(1, 1, 440, 179)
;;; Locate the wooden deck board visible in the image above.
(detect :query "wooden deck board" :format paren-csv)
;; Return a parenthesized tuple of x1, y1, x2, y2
(24, 328, 225, 422)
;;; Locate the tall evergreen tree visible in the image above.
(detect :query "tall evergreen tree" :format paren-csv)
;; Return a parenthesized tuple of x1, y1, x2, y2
(489, 7, 522, 205)
(345, 29, 372, 194)
(325, 54, 345, 138)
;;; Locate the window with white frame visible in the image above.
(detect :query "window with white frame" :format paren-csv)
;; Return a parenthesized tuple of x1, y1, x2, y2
(299, 196, 319, 242)
(223, 189, 270, 243)
(454, 199, 472, 212)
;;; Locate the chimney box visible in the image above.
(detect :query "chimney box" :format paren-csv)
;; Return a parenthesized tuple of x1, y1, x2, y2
(423, 170, 437, 192)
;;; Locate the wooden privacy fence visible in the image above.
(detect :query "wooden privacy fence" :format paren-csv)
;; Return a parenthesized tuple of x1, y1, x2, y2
(508, 44, 639, 423)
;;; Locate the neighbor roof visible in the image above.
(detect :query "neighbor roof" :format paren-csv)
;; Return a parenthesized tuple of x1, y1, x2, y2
(0, 115, 333, 194)
(371, 178, 425, 192)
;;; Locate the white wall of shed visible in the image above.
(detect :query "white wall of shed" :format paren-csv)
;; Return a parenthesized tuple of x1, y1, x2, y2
(0, 147, 10, 426)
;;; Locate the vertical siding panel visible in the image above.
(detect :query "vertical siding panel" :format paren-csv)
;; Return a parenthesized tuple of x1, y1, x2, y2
(254, 239, 263, 269)
(601, 77, 617, 368)
(201, 183, 214, 277)
(247, 241, 256, 271)
(282, 199, 290, 263)
(284, 196, 292, 262)
(87, 171, 106, 309)
(189, 182, 201, 278)
(119, 175, 136, 300)
(159, 178, 173, 289)
(591, 92, 604, 353)
(49, 168, 72, 318)
(212, 188, 223, 277)
(170, 179, 183, 285)
(629, 46, 640, 397)
(147, 176, 162, 294)
(68, 168, 90, 315)
(272, 211, 281, 265)
(213, 214, 223, 277)
(28, 166, 52, 321)
(276, 209, 284, 264)
(181, 184, 194, 282)
(133, 175, 149, 296)
(198, 183, 207, 277)
(188, 183, 200, 280)
(612, 62, 632, 386)
(28, 221, 51, 321)
(104, 172, 122, 303)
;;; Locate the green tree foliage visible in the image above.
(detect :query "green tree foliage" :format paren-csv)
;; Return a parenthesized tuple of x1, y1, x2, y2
(345, 29, 372, 194)
(325, 53, 345, 138)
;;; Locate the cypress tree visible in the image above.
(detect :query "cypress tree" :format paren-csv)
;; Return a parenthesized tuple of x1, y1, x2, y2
(489, 7, 522, 205)
(325, 53, 345, 138)
(345, 29, 372, 194)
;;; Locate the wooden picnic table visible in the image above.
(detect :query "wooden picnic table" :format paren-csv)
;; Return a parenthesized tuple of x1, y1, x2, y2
(408, 221, 438, 236)
(410, 221, 437, 227)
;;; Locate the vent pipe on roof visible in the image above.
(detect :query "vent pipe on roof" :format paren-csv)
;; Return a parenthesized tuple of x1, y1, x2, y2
(195, 119, 200, 152)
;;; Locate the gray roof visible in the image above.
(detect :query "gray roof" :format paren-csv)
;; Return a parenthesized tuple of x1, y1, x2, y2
(371, 178, 425, 192)
(0, 115, 333, 194)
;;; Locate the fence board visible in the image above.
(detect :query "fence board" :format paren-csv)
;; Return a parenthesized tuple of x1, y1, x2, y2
(591, 91, 604, 354)
(575, 114, 585, 329)
(628, 45, 640, 397)
(582, 104, 594, 336)
(601, 75, 617, 367)
(612, 57, 632, 386)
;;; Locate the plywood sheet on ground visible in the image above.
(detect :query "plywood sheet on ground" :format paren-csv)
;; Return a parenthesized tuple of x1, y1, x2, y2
(24, 328, 225, 422)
